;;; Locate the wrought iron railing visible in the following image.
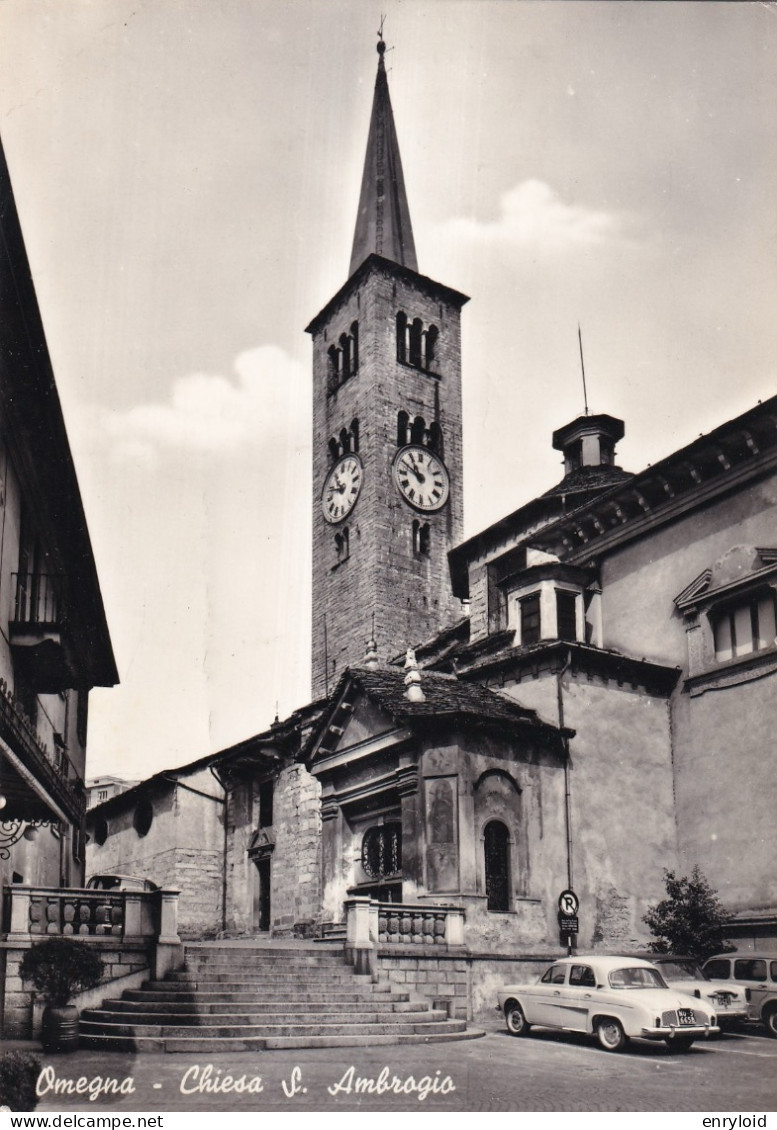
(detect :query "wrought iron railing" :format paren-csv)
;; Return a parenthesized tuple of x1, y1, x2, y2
(0, 678, 84, 824)
(12, 573, 62, 626)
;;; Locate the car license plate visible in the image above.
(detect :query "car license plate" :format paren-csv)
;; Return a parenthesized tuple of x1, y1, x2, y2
(677, 1008, 695, 1026)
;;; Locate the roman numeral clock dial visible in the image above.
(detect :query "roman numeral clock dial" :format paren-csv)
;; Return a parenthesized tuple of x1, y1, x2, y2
(322, 454, 363, 523)
(393, 445, 450, 511)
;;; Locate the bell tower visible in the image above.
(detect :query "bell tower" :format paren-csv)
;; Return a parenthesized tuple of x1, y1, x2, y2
(307, 37, 468, 699)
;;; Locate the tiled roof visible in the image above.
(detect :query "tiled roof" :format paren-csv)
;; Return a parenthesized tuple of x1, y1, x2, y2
(306, 665, 569, 758)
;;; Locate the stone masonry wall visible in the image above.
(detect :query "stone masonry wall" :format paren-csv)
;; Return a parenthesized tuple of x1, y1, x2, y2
(1, 940, 150, 1039)
(271, 763, 322, 935)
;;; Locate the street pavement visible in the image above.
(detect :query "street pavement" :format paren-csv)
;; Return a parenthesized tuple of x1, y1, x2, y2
(6, 1014, 776, 1113)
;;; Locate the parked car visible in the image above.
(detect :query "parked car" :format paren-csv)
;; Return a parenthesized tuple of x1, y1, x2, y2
(497, 955, 718, 1052)
(650, 956, 750, 1029)
(703, 953, 777, 1037)
(85, 874, 158, 893)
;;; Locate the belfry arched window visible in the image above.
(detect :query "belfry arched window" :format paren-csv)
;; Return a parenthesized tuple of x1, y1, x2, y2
(484, 820, 510, 912)
(361, 823, 402, 880)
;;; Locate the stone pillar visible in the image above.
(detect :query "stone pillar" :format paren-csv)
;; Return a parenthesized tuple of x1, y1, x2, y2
(123, 892, 142, 938)
(7, 887, 31, 942)
(397, 759, 421, 898)
(321, 794, 344, 922)
(344, 897, 374, 975)
(444, 906, 465, 945)
(158, 890, 181, 944)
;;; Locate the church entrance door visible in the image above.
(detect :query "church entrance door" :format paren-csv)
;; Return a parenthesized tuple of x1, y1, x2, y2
(253, 856, 271, 932)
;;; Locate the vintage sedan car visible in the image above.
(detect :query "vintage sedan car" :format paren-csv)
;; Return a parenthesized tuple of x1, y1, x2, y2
(85, 874, 158, 893)
(650, 956, 750, 1029)
(497, 955, 718, 1052)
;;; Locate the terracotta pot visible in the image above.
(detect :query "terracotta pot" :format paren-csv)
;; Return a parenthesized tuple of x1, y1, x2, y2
(41, 1005, 79, 1053)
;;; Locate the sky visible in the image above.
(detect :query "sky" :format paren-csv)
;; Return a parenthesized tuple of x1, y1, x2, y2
(0, 0, 775, 779)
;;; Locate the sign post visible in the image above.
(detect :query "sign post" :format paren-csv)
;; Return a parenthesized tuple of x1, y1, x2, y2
(557, 889, 579, 955)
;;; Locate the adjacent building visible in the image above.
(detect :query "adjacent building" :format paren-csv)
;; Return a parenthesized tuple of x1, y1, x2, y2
(0, 133, 118, 895)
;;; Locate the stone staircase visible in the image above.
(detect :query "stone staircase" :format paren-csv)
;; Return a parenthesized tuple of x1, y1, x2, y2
(79, 942, 480, 1052)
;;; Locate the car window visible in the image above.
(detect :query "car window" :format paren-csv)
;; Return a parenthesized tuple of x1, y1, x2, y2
(704, 959, 730, 979)
(734, 959, 767, 981)
(609, 967, 665, 989)
(658, 961, 697, 980)
(541, 965, 567, 984)
(569, 965, 596, 988)
(771, 962, 777, 982)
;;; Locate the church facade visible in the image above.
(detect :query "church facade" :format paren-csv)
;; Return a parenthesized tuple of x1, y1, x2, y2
(87, 40, 776, 969)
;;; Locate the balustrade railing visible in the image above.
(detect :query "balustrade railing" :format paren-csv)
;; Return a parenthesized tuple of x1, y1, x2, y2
(3, 885, 178, 943)
(344, 897, 465, 955)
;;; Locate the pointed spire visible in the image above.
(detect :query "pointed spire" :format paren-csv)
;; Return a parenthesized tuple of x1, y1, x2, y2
(349, 31, 418, 278)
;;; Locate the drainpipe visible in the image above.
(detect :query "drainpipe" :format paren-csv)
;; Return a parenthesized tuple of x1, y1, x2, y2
(209, 765, 228, 935)
(556, 647, 574, 952)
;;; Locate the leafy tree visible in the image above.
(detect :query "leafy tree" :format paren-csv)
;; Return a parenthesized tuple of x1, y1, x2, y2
(643, 866, 734, 961)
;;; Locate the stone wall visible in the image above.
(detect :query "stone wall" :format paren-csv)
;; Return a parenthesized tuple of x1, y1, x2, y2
(0, 939, 151, 1039)
(271, 763, 322, 934)
(374, 947, 556, 1022)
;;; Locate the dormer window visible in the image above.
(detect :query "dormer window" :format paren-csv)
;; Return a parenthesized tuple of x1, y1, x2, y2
(519, 594, 541, 645)
(712, 592, 776, 661)
(675, 546, 777, 687)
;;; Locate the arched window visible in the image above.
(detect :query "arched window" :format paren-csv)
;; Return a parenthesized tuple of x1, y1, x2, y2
(428, 421, 442, 454)
(413, 519, 430, 557)
(484, 820, 510, 912)
(329, 437, 340, 463)
(361, 823, 402, 879)
(409, 318, 423, 368)
(350, 321, 359, 373)
(397, 410, 410, 447)
(396, 312, 408, 362)
(410, 415, 426, 445)
(340, 333, 351, 380)
(424, 324, 438, 369)
(340, 426, 350, 454)
(335, 528, 350, 564)
(350, 418, 359, 454)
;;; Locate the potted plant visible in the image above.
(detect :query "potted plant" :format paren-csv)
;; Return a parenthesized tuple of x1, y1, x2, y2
(19, 937, 103, 1052)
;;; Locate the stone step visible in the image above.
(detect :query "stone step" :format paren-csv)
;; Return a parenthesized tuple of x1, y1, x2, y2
(97, 997, 423, 1015)
(123, 989, 412, 1005)
(79, 1018, 465, 1039)
(172, 971, 366, 984)
(79, 1026, 483, 1054)
(81, 1008, 444, 1028)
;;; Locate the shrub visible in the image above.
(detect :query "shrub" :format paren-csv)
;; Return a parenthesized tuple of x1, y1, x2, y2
(643, 866, 734, 962)
(19, 937, 104, 1007)
(0, 1051, 41, 1111)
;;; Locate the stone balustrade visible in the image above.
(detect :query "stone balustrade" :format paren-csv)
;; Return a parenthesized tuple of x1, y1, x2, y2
(3, 885, 178, 941)
(1, 885, 183, 1038)
(344, 896, 465, 972)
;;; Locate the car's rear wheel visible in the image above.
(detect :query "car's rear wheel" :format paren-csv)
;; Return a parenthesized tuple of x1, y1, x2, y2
(665, 1035, 695, 1052)
(504, 1001, 530, 1037)
(596, 1017, 627, 1052)
(763, 1007, 777, 1038)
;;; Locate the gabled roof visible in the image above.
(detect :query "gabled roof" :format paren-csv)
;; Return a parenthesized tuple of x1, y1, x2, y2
(349, 40, 417, 278)
(305, 665, 570, 763)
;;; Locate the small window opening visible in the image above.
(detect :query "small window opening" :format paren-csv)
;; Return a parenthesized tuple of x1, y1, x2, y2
(484, 820, 510, 912)
(258, 780, 274, 828)
(519, 593, 541, 646)
(413, 520, 430, 557)
(556, 590, 578, 641)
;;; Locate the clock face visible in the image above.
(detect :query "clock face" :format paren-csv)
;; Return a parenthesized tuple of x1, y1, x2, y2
(322, 453, 363, 524)
(393, 445, 450, 511)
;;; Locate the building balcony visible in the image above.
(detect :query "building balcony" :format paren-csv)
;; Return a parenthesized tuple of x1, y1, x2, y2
(9, 572, 77, 693)
(0, 677, 84, 825)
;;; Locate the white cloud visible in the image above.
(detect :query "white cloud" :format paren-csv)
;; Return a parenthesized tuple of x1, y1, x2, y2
(437, 179, 630, 252)
(79, 345, 309, 465)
